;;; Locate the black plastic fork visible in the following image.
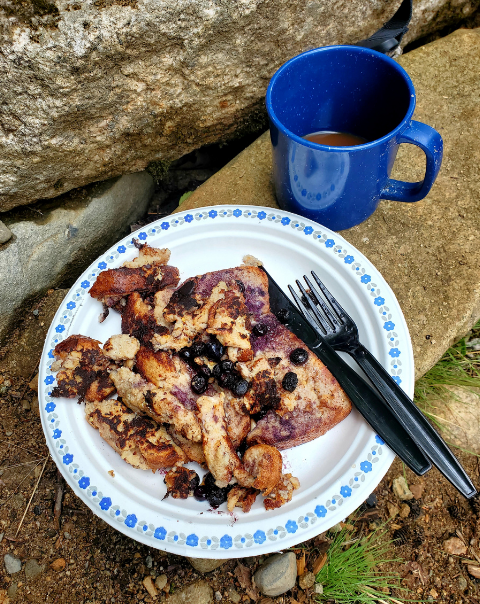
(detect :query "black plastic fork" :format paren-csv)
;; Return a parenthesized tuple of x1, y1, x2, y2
(292, 271, 477, 500)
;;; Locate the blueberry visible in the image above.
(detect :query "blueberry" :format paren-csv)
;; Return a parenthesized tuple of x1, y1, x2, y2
(232, 379, 249, 397)
(191, 375, 207, 394)
(190, 341, 205, 357)
(220, 360, 234, 373)
(207, 488, 229, 508)
(235, 280, 245, 293)
(205, 337, 224, 360)
(194, 485, 208, 501)
(282, 372, 298, 392)
(204, 473, 216, 489)
(289, 348, 309, 365)
(253, 323, 269, 337)
(252, 409, 269, 422)
(179, 347, 192, 362)
(177, 280, 195, 297)
(199, 365, 211, 378)
(276, 308, 290, 323)
(212, 364, 222, 379)
(219, 373, 236, 389)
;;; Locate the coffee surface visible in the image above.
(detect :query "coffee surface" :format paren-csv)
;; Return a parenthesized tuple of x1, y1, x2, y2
(303, 130, 368, 146)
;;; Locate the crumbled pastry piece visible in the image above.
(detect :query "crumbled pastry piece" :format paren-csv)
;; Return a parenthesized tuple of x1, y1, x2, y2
(243, 444, 283, 495)
(242, 254, 263, 267)
(51, 335, 115, 403)
(86, 399, 186, 471)
(263, 473, 300, 510)
(164, 467, 200, 499)
(111, 366, 202, 442)
(103, 334, 140, 361)
(153, 281, 229, 352)
(222, 390, 251, 450)
(239, 357, 280, 415)
(167, 427, 207, 466)
(122, 241, 171, 268)
(206, 287, 252, 350)
(89, 263, 179, 309)
(196, 392, 250, 487)
(227, 486, 258, 513)
(121, 292, 169, 346)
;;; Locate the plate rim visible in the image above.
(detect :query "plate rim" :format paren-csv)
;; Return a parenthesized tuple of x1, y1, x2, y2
(39, 204, 412, 558)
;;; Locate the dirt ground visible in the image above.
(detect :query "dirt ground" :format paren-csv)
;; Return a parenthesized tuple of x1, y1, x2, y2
(1, 292, 480, 604)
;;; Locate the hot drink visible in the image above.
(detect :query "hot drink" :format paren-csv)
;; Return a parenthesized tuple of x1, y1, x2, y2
(303, 130, 368, 146)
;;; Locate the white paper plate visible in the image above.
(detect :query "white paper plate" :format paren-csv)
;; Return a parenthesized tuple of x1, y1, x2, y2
(39, 205, 412, 558)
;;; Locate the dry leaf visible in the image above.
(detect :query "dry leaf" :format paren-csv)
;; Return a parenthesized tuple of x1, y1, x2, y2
(235, 562, 258, 601)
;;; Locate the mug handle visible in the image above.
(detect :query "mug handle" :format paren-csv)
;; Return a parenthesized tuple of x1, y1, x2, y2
(380, 120, 443, 202)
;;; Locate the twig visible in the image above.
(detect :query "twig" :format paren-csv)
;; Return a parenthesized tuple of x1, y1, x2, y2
(14, 456, 48, 537)
(54, 470, 65, 530)
(1, 460, 46, 470)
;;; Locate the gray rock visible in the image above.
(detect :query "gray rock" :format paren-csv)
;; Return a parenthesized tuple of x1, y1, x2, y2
(253, 552, 297, 597)
(227, 588, 242, 603)
(392, 477, 414, 500)
(0, 172, 153, 342)
(4, 554, 22, 574)
(187, 558, 227, 573)
(166, 580, 213, 604)
(0, 0, 469, 211)
(24, 559, 45, 581)
(0, 221, 12, 244)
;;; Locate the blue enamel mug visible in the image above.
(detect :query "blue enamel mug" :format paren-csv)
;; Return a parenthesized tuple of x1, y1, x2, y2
(266, 45, 443, 231)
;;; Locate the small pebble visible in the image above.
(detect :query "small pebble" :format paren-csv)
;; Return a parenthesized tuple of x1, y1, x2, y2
(410, 482, 425, 499)
(392, 476, 413, 500)
(458, 576, 468, 591)
(24, 559, 45, 580)
(468, 565, 480, 579)
(444, 537, 467, 555)
(50, 558, 66, 572)
(4, 553, 22, 574)
(227, 588, 241, 603)
(63, 532, 71, 540)
(298, 571, 316, 590)
(5, 431, 12, 437)
(399, 503, 411, 518)
(155, 574, 167, 591)
(7, 584, 17, 598)
(387, 503, 399, 518)
(32, 309, 39, 316)
(253, 552, 297, 597)
(215, 591, 222, 601)
(315, 584, 324, 594)
(21, 399, 31, 411)
(145, 555, 153, 569)
(365, 493, 377, 507)
(143, 576, 158, 598)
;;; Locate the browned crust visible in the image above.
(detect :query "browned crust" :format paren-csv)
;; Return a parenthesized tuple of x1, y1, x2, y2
(86, 399, 186, 470)
(164, 467, 199, 499)
(243, 444, 283, 494)
(136, 346, 176, 387)
(89, 264, 179, 300)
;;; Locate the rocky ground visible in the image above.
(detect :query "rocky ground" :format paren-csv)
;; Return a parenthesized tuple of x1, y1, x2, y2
(0, 291, 480, 604)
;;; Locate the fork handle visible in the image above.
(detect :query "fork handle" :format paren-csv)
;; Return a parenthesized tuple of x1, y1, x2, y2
(311, 341, 431, 476)
(350, 344, 477, 499)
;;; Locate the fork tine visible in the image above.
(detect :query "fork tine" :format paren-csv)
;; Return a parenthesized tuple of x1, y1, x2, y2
(294, 280, 332, 335)
(311, 271, 351, 321)
(288, 285, 327, 335)
(303, 275, 341, 329)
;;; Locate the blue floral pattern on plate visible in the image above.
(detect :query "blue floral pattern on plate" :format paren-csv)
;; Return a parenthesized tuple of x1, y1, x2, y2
(40, 206, 406, 554)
